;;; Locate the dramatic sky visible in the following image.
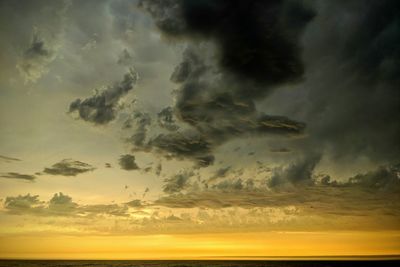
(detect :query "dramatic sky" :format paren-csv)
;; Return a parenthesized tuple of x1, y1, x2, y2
(0, 0, 399, 259)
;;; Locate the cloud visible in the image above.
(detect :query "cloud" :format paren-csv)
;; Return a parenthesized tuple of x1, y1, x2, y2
(208, 166, 231, 182)
(43, 159, 95, 176)
(163, 170, 195, 194)
(69, 68, 138, 125)
(127, 112, 152, 147)
(126, 199, 142, 208)
(119, 154, 139, 170)
(155, 162, 400, 211)
(139, 0, 314, 87)
(4, 194, 43, 215)
(117, 49, 134, 66)
(346, 164, 400, 190)
(268, 154, 321, 188)
(0, 172, 36, 181)
(133, 1, 312, 167)
(16, 30, 57, 84)
(0, 155, 21, 162)
(148, 131, 215, 167)
(47, 192, 78, 215)
(270, 148, 291, 153)
(275, 0, 400, 165)
(157, 107, 179, 131)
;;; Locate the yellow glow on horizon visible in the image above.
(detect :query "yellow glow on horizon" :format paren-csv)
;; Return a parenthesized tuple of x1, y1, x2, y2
(1, 231, 399, 260)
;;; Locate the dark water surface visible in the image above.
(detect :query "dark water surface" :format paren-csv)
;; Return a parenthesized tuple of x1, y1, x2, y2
(0, 260, 398, 267)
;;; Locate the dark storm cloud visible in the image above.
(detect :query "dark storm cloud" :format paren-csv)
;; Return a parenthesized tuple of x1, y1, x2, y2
(135, 0, 313, 166)
(139, 0, 315, 87)
(0, 155, 21, 162)
(0, 172, 36, 181)
(293, 0, 400, 163)
(69, 68, 138, 125)
(43, 159, 95, 176)
(119, 154, 139, 170)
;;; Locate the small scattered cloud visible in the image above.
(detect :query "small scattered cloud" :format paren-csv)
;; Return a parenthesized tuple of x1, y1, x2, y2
(119, 154, 139, 170)
(43, 159, 95, 176)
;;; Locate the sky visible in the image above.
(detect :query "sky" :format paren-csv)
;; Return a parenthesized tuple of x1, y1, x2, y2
(0, 0, 399, 259)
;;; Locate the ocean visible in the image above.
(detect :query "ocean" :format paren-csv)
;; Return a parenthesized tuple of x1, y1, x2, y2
(0, 260, 398, 267)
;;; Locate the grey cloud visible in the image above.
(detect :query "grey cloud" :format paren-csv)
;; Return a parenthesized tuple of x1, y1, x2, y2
(133, 1, 312, 166)
(119, 154, 139, 170)
(69, 68, 138, 125)
(268, 154, 321, 188)
(0, 172, 36, 181)
(43, 159, 95, 176)
(156, 162, 400, 210)
(163, 170, 195, 194)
